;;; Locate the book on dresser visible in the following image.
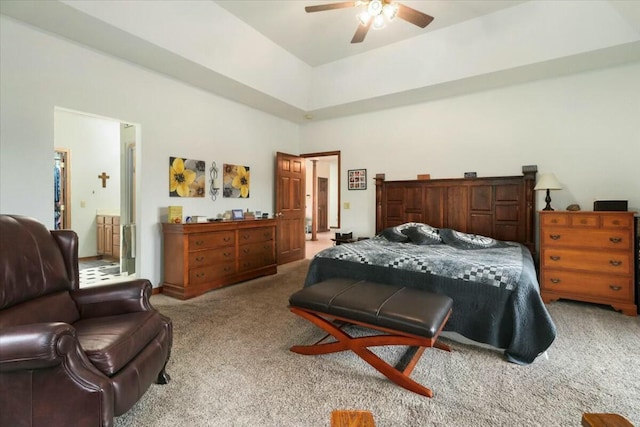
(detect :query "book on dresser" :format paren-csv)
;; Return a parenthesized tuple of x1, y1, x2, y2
(161, 219, 277, 299)
(539, 210, 637, 316)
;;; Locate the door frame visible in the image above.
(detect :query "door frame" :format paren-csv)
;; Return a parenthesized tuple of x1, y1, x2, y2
(301, 151, 341, 231)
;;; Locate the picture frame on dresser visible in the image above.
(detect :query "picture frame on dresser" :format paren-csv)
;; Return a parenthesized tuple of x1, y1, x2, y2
(232, 209, 244, 220)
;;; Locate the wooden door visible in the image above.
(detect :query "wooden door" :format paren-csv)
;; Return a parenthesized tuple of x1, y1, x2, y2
(275, 152, 306, 264)
(317, 177, 329, 232)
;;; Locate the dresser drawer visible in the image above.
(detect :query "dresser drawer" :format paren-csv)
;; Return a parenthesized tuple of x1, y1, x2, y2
(239, 241, 274, 258)
(569, 215, 598, 227)
(188, 231, 235, 250)
(238, 253, 276, 272)
(541, 270, 633, 301)
(541, 213, 568, 227)
(237, 227, 274, 244)
(601, 215, 633, 228)
(541, 228, 632, 250)
(190, 262, 236, 285)
(188, 248, 236, 267)
(541, 248, 633, 275)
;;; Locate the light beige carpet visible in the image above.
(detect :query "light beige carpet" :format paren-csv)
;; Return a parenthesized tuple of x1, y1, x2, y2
(115, 260, 640, 427)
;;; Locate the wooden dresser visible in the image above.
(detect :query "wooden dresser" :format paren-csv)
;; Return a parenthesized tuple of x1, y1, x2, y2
(161, 219, 277, 299)
(539, 211, 637, 316)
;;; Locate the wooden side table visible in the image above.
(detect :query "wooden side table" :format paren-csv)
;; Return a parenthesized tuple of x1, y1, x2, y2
(331, 410, 376, 427)
(581, 413, 633, 427)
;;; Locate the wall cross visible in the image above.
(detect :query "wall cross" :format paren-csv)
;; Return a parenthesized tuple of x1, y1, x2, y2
(98, 172, 110, 188)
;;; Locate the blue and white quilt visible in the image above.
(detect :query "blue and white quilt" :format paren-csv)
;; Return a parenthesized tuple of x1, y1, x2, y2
(304, 224, 557, 365)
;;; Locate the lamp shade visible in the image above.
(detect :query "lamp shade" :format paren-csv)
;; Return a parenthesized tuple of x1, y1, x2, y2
(534, 173, 562, 191)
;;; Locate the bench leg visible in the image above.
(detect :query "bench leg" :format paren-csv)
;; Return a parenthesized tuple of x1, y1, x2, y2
(290, 307, 450, 398)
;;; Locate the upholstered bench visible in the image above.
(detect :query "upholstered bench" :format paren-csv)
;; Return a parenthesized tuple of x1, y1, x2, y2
(288, 278, 453, 397)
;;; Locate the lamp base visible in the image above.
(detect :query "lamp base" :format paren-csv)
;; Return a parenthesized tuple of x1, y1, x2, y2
(543, 189, 554, 211)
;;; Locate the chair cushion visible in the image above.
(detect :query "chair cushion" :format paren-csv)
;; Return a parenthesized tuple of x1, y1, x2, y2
(0, 291, 79, 328)
(74, 311, 164, 376)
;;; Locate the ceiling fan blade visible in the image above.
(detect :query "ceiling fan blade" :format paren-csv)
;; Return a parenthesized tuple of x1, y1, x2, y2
(305, 2, 357, 13)
(396, 3, 434, 28)
(351, 20, 372, 44)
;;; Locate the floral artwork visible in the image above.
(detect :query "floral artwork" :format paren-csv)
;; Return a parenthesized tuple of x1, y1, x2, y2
(223, 164, 250, 198)
(169, 157, 205, 197)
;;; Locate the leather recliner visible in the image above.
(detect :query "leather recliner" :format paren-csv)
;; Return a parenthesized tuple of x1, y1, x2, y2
(0, 215, 172, 427)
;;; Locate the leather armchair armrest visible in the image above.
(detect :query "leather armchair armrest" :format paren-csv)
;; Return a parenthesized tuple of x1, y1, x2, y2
(71, 279, 154, 318)
(0, 322, 75, 372)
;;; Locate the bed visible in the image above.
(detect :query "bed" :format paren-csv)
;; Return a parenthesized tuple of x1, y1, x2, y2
(304, 166, 556, 365)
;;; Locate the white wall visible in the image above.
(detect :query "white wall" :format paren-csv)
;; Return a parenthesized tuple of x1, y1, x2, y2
(54, 109, 121, 258)
(0, 17, 299, 287)
(301, 62, 640, 238)
(2, 15, 638, 287)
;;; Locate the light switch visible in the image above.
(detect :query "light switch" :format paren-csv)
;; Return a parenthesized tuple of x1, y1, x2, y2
(80, 200, 86, 208)
(344, 202, 350, 209)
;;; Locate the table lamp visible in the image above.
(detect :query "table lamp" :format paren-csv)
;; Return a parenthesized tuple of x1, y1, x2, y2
(534, 173, 562, 211)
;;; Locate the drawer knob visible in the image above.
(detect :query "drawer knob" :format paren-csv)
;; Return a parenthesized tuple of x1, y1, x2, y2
(196, 256, 204, 262)
(550, 278, 561, 284)
(609, 260, 622, 267)
(223, 252, 231, 257)
(550, 255, 561, 261)
(609, 237, 622, 243)
(242, 234, 250, 240)
(549, 234, 561, 240)
(195, 240, 204, 246)
(551, 219, 558, 224)
(609, 285, 622, 291)
(223, 237, 231, 242)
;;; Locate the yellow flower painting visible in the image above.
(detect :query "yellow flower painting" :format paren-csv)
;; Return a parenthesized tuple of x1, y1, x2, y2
(170, 157, 205, 197)
(223, 164, 250, 198)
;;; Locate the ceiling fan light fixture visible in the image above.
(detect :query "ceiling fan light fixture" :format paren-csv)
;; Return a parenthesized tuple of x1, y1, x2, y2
(382, 3, 399, 20)
(367, 0, 383, 16)
(357, 11, 371, 25)
(372, 14, 386, 30)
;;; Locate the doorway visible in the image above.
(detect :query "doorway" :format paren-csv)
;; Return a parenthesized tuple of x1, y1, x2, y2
(317, 177, 329, 232)
(54, 108, 138, 286)
(54, 148, 70, 230)
(302, 151, 340, 242)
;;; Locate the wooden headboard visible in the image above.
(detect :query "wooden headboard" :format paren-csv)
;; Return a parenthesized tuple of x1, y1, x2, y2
(375, 166, 537, 253)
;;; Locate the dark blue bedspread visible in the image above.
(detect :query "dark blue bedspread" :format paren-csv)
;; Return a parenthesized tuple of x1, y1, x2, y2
(304, 237, 556, 364)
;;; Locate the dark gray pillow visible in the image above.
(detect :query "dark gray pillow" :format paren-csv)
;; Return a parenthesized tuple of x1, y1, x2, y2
(378, 222, 426, 243)
(439, 228, 510, 250)
(380, 226, 410, 243)
(401, 225, 442, 245)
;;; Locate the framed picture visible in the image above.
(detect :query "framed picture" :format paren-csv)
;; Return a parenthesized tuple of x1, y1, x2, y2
(169, 157, 205, 198)
(231, 209, 244, 220)
(223, 164, 250, 198)
(348, 169, 367, 190)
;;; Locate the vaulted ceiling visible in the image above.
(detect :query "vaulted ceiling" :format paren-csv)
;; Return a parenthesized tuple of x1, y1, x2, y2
(2, 0, 640, 123)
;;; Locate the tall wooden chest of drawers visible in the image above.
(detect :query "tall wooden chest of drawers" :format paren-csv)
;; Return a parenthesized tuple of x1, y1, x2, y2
(162, 219, 277, 299)
(539, 211, 637, 316)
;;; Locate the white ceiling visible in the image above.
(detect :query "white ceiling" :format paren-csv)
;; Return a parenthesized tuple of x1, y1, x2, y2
(214, 1, 527, 66)
(2, 0, 640, 123)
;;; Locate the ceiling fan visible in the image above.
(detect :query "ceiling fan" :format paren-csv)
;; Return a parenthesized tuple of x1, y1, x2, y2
(305, 0, 434, 44)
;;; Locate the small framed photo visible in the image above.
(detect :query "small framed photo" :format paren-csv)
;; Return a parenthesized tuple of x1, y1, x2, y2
(231, 209, 244, 220)
(348, 169, 367, 190)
